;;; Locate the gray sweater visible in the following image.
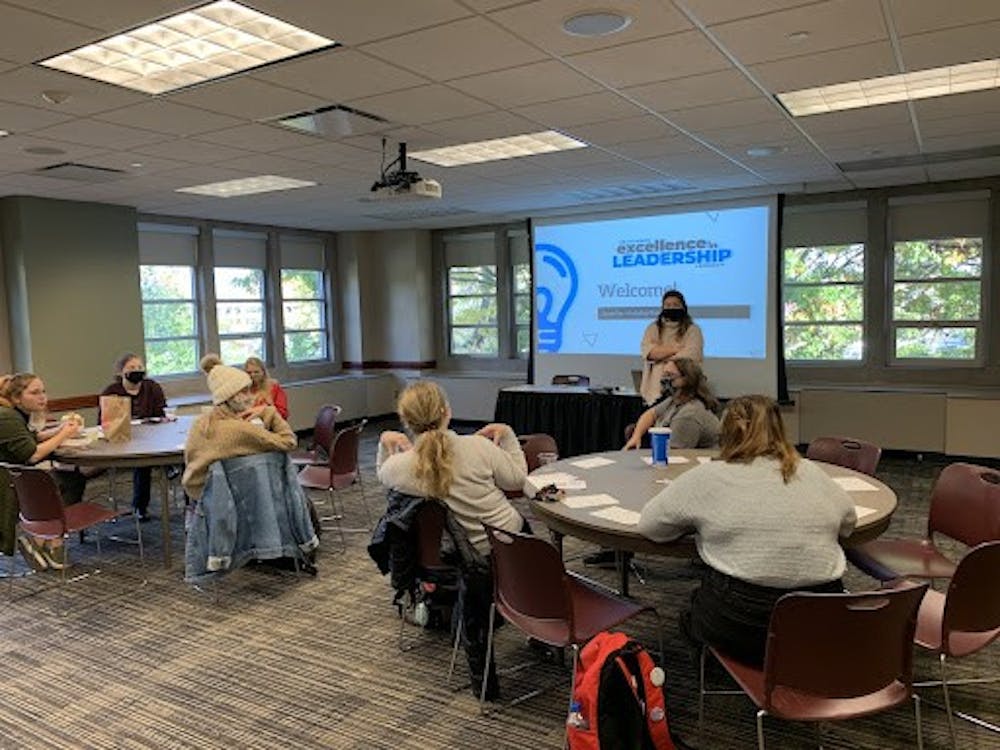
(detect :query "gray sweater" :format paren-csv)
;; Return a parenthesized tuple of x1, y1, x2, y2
(376, 427, 527, 552)
(652, 397, 720, 448)
(637, 456, 857, 587)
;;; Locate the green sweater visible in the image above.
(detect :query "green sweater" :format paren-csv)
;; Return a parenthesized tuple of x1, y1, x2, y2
(0, 406, 38, 555)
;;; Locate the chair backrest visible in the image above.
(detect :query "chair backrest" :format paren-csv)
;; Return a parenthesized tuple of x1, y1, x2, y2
(328, 419, 367, 475)
(312, 404, 342, 453)
(518, 433, 558, 472)
(928, 462, 1000, 546)
(552, 374, 589, 386)
(484, 524, 572, 623)
(413, 500, 450, 571)
(761, 583, 928, 712)
(806, 436, 882, 476)
(5, 464, 67, 530)
(940, 541, 1000, 657)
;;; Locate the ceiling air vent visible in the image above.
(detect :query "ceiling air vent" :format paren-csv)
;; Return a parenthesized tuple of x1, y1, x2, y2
(33, 162, 127, 183)
(838, 144, 1000, 173)
(273, 104, 389, 138)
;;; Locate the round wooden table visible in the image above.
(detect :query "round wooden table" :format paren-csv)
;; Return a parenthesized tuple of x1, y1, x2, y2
(527, 449, 898, 594)
(55, 416, 193, 568)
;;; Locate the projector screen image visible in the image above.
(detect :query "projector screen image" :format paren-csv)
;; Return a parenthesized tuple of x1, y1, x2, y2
(532, 199, 778, 398)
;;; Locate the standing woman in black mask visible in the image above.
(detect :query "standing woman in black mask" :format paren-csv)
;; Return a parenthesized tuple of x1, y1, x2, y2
(639, 289, 704, 405)
(100, 353, 167, 520)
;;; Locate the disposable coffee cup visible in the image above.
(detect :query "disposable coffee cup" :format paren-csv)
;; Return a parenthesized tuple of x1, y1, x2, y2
(649, 427, 671, 465)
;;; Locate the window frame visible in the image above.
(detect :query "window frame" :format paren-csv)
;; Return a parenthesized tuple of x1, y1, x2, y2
(138, 263, 201, 376)
(214, 265, 268, 364)
(280, 267, 329, 364)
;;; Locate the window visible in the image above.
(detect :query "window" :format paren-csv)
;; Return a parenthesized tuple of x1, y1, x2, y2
(891, 237, 982, 360)
(448, 264, 498, 355)
(213, 230, 267, 363)
(782, 243, 865, 361)
(510, 231, 531, 357)
(280, 235, 329, 363)
(138, 223, 200, 375)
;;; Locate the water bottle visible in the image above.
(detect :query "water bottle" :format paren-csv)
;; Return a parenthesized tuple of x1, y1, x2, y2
(413, 600, 430, 627)
(566, 700, 589, 730)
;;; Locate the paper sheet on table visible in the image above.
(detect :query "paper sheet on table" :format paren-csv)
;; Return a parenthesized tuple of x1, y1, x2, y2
(655, 479, 671, 485)
(696, 456, 713, 464)
(590, 506, 641, 526)
(833, 476, 879, 492)
(527, 473, 586, 491)
(854, 505, 878, 522)
(562, 493, 619, 509)
(641, 455, 689, 465)
(569, 456, 616, 469)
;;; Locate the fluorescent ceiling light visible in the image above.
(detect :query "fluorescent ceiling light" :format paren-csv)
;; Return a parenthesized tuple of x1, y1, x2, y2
(409, 130, 587, 167)
(778, 58, 1000, 116)
(38, 0, 336, 95)
(176, 175, 315, 197)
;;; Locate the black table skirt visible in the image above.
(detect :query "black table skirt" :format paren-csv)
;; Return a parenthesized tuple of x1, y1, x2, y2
(494, 389, 646, 458)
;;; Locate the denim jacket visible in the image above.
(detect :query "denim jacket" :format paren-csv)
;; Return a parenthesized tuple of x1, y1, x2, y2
(184, 452, 319, 584)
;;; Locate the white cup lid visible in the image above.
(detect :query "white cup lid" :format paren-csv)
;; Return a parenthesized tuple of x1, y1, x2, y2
(649, 427, 672, 434)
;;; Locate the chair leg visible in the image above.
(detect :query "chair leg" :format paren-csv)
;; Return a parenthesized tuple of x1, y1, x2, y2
(698, 646, 707, 745)
(755, 709, 767, 750)
(914, 693, 924, 750)
(940, 654, 957, 750)
(564, 644, 581, 750)
(447, 616, 464, 686)
(356, 474, 373, 529)
(479, 603, 498, 714)
(134, 514, 147, 582)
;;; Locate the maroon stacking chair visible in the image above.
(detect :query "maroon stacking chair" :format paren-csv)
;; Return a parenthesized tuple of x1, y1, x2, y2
(290, 404, 341, 466)
(698, 582, 929, 750)
(551, 374, 590, 386)
(298, 420, 370, 539)
(913, 541, 1000, 749)
(806, 436, 882, 476)
(5, 464, 145, 609)
(847, 463, 1000, 582)
(475, 524, 659, 729)
(519, 433, 558, 473)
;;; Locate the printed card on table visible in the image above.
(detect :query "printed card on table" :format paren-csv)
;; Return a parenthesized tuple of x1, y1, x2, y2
(833, 476, 878, 492)
(590, 506, 642, 526)
(854, 505, 878, 522)
(642, 455, 689, 465)
(569, 456, 616, 469)
(562, 493, 619, 509)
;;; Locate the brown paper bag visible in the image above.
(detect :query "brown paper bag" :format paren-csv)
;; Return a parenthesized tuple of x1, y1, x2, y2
(99, 395, 132, 443)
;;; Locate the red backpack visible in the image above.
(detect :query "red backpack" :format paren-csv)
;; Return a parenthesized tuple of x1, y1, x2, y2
(567, 631, 675, 750)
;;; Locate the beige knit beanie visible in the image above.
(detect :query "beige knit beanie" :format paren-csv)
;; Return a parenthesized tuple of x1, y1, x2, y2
(200, 354, 251, 405)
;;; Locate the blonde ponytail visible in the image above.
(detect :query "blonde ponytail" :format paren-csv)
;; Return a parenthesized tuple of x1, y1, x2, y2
(397, 381, 454, 498)
(719, 395, 799, 482)
(413, 429, 454, 498)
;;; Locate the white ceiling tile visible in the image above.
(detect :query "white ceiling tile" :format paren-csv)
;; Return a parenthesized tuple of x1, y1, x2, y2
(899, 20, 1000, 71)
(252, 49, 427, 102)
(130, 138, 257, 164)
(0, 5, 101, 63)
(809, 123, 919, 151)
(682, 0, 821, 26)
(624, 69, 762, 112)
(514, 91, 645, 128)
(448, 61, 602, 108)
(667, 97, 786, 132)
(488, 0, 691, 56)
(710, 0, 887, 66)
(425, 110, 548, 142)
(2, 1, 191, 32)
(83, 150, 192, 175)
(795, 102, 912, 135)
(919, 113, 1000, 139)
(31, 118, 169, 149)
(567, 115, 682, 146)
(824, 138, 920, 163)
(848, 165, 927, 187)
(607, 136, 703, 160)
(750, 41, 898, 93)
(348, 85, 494, 126)
(193, 124, 324, 153)
(273, 140, 383, 168)
(912, 89, 1000, 121)
(0, 100, 75, 132)
(804, 177, 855, 192)
(566, 31, 730, 87)
(696, 120, 803, 148)
(166, 78, 326, 121)
(922, 132, 1000, 153)
(462, 0, 524, 11)
(887, 0, 1000, 37)
(93, 101, 243, 136)
(0, 65, 146, 116)
(248, 0, 473, 46)
(362, 17, 545, 81)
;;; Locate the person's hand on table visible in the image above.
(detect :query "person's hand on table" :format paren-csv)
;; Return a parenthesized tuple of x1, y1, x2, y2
(380, 430, 412, 454)
(622, 434, 640, 451)
(476, 423, 511, 445)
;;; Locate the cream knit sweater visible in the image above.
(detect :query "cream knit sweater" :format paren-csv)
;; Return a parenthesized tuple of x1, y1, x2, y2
(182, 405, 297, 500)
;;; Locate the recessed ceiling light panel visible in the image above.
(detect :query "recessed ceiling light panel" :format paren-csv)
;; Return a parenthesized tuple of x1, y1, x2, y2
(38, 0, 336, 95)
(176, 175, 316, 197)
(409, 130, 587, 167)
(778, 58, 1000, 116)
(562, 11, 632, 37)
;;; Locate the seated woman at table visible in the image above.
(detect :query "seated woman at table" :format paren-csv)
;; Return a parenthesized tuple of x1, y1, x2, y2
(376, 381, 528, 700)
(100, 352, 167, 521)
(0, 372, 88, 570)
(623, 358, 720, 450)
(244, 356, 289, 420)
(182, 355, 297, 502)
(637, 394, 857, 666)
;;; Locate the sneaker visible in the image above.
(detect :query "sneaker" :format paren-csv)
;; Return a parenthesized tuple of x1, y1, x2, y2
(133, 507, 152, 523)
(40, 544, 68, 570)
(17, 535, 48, 571)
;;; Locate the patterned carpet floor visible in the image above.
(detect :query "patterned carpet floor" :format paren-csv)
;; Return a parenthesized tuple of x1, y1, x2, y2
(1, 420, 997, 749)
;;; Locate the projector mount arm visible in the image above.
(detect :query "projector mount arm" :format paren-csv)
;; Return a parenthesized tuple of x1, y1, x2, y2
(371, 140, 422, 191)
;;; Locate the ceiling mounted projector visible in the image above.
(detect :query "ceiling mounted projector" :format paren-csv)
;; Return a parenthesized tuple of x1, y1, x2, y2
(362, 141, 442, 201)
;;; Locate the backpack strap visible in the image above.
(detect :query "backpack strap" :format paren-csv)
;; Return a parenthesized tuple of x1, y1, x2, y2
(612, 643, 675, 750)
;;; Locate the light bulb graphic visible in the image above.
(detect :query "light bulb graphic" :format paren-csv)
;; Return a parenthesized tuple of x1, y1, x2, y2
(536, 243, 578, 353)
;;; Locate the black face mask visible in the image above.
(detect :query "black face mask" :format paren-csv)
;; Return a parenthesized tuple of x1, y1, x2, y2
(124, 370, 146, 384)
(660, 307, 684, 322)
(660, 379, 676, 397)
